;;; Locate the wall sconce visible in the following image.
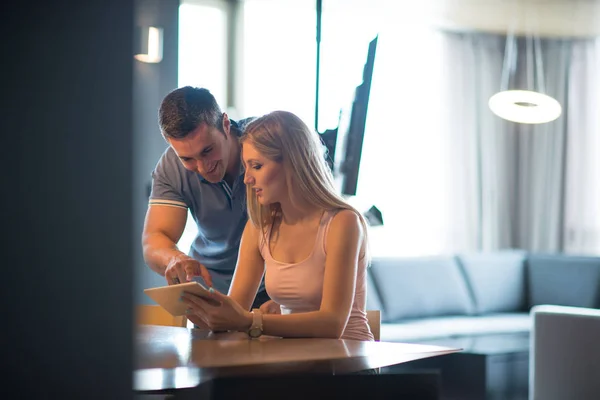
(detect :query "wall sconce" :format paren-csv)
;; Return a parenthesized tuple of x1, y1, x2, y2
(488, 32, 562, 124)
(134, 26, 163, 63)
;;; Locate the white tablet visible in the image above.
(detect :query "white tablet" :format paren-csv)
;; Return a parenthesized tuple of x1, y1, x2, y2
(143, 281, 221, 316)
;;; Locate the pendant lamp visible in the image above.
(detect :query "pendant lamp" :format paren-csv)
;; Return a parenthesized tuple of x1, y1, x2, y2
(488, 32, 561, 124)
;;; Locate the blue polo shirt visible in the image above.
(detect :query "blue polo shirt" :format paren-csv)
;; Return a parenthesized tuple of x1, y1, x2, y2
(149, 125, 261, 294)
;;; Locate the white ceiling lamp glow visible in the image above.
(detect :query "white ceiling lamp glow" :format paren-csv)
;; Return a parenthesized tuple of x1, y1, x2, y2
(489, 31, 562, 124)
(134, 26, 163, 64)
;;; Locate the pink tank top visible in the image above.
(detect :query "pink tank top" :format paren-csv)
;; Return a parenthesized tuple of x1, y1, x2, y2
(260, 209, 374, 341)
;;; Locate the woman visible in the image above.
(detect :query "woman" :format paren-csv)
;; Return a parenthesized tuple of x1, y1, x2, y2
(181, 110, 373, 341)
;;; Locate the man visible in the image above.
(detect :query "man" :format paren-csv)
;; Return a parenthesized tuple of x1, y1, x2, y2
(142, 86, 272, 311)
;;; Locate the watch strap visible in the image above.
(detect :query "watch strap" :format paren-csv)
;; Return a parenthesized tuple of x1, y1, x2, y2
(248, 308, 263, 338)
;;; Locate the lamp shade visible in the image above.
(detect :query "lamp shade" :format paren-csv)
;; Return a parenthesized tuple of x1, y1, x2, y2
(134, 26, 163, 63)
(489, 90, 562, 124)
(489, 33, 561, 124)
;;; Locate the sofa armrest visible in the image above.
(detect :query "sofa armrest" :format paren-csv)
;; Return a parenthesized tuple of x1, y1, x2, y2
(529, 305, 600, 400)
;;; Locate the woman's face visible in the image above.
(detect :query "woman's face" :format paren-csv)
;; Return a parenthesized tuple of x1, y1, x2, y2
(242, 142, 287, 206)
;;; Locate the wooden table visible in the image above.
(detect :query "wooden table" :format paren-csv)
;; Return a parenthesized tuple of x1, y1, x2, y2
(134, 325, 461, 393)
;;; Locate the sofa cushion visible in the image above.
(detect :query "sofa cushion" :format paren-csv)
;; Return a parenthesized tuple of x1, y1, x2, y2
(380, 313, 531, 342)
(457, 250, 527, 314)
(369, 256, 475, 322)
(527, 254, 600, 309)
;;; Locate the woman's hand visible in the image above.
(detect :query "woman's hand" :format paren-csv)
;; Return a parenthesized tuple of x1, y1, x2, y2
(259, 299, 281, 315)
(185, 313, 209, 329)
(181, 288, 252, 332)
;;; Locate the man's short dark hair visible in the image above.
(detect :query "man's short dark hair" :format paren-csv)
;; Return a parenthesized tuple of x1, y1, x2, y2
(158, 86, 224, 139)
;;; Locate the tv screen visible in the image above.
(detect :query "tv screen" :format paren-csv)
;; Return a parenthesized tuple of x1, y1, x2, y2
(332, 35, 378, 196)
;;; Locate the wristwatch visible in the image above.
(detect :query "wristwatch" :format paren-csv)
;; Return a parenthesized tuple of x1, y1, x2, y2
(247, 308, 263, 338)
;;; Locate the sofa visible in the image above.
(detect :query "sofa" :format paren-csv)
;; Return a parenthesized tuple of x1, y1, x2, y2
(366, 250, 600, 344)
(365, 250, 600, 398)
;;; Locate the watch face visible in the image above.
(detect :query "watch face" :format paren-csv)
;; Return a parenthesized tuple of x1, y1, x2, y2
(248, 327, 262, 338)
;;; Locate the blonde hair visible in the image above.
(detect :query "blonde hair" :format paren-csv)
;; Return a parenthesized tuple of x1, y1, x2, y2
(241, 110, 369, 258)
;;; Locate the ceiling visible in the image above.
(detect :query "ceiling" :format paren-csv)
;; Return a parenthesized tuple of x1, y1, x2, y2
(426, 0, 600, 38)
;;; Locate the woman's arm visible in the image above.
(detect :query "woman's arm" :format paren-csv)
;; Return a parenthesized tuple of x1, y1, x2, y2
(181, 210, 363, 337)
(260, 209, 363, 338)
(228, 220, 266, 310)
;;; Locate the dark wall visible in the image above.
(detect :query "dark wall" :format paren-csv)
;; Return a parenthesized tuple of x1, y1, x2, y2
(133, 0, 180, 304)
(1, 1, 134, 397)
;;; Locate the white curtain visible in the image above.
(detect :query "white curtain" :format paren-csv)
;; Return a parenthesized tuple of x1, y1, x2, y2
(514, 39, 571, 251)
(442, 32, 600, 255)
(564, 38, 600, 255)
(440, 33, 507, 252)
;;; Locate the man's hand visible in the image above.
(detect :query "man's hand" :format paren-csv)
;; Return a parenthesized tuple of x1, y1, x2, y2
(259, 299, 281, 315)
(164, 254, 213, 287)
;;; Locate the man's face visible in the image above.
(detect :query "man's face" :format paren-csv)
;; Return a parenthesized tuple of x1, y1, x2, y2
(168, 117, 231, 183)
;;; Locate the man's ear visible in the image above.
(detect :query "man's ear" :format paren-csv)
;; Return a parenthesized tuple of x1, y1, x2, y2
(222, 112, 231, 138)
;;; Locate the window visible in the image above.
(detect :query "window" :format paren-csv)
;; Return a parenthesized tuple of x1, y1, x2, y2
(238, 0, 316, 124)
(179, 0, 228, 104)
(318, 0, 381, 132)
(177, 0, 229, 253)
(354, 24, 450, 257)
(238, 1, 450, 257)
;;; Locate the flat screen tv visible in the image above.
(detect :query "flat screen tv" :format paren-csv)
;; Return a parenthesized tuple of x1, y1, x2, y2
(331, 35, 378, 197)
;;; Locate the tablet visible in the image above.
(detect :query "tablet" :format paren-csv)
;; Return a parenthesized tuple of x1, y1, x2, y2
(143, 281, 221, 316)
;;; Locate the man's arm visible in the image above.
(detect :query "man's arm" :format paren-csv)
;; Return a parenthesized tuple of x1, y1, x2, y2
(142, 205, 187, 276)
(142, 205, 214, 286)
